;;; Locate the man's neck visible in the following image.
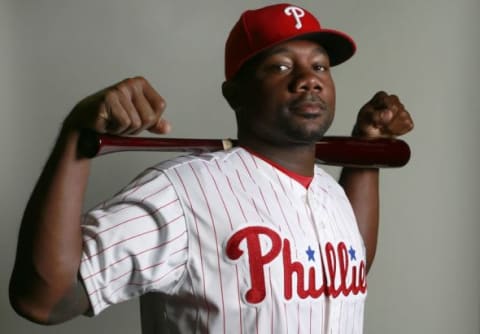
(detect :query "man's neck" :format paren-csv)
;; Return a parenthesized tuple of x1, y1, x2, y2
(238, 137, 316, 176)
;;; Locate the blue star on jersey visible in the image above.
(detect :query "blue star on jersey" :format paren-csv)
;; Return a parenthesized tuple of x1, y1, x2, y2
(348, 246, 357, 261)
(306, 246, 315, 261)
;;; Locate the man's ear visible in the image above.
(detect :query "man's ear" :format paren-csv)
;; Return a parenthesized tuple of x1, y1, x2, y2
(222, 80, 242, 111)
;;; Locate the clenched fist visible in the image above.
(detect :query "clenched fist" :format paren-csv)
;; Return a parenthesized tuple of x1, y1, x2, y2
(353, 91, 414, 138)
(66, 77, 171, 135)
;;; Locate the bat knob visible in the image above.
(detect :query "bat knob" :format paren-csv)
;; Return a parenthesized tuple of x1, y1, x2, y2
(77, 129, 101, 158)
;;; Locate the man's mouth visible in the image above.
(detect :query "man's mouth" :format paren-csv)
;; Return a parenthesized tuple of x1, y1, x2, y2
(290, 96, 328, 117)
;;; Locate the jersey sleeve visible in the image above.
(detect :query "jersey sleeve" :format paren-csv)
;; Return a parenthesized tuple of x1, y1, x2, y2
(79, 168, 188, 315)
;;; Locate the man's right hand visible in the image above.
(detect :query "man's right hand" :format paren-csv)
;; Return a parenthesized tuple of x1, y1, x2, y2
(65, 76, 171, 135)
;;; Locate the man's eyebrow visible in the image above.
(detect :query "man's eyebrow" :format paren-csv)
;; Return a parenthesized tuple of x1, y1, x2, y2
(262, 44, 328, 57)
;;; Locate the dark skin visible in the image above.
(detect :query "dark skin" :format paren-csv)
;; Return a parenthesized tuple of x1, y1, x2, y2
(9, 40, 413, 325)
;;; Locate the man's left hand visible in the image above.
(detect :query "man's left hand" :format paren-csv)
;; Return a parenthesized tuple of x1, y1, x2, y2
(353, 91, 414, 138)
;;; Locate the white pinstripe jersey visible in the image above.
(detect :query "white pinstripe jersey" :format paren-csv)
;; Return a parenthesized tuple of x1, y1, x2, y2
(80, 147, 367, 333)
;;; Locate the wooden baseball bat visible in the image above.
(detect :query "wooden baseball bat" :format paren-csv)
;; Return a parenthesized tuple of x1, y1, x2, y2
(77, 130, 411, 168)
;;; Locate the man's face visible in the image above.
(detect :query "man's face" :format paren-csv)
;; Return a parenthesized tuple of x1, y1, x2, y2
(235, 39, 336, 146)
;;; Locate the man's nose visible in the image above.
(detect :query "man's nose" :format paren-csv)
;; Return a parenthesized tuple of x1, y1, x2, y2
(290, 68, 322, 92)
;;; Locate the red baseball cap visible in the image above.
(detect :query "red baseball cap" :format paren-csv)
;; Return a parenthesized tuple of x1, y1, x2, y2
(224, 3, 356, 80)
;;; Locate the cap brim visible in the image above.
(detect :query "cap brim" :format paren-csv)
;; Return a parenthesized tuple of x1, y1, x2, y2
(294, 29, 356, 66)
(228, 28, 356, 80)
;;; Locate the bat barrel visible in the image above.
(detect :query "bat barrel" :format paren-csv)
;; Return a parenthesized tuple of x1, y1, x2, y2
(314, 137, 410, 167)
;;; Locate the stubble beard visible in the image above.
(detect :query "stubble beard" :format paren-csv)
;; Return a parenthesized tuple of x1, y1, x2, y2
(278, 110, 334, 144)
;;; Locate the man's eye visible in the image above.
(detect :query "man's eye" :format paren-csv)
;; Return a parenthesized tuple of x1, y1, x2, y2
(314, 64, 329, 72)
(267, 64, 290, 72)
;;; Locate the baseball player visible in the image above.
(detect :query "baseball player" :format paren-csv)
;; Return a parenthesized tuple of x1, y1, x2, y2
(10, 3, 413, 333)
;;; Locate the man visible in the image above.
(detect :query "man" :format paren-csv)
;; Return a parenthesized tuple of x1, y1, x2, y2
(10, 3, 413, 333)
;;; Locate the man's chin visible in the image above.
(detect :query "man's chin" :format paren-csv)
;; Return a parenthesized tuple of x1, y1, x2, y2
(287, 118, 332, 142)
(287, 126, 330, 143)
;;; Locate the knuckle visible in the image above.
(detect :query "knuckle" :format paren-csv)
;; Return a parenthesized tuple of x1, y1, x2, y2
(373, 90, 388, 100)
(131, 76, 147, 90)
(116, 82, 133, 98)
(389, 94, 401, 105)
(392, 94, 404, 105)
(122, 77, 138, 86)
(132, 76, 146, 83)
(117, 81, 129, 90)
(122, 118, 132, 129)
(150, 97, 166, 113)
(130, 118, 141, 129)
(371, 91, 388, 108)
(115, 112, 130, 126)
(104, 90, 118, 103)
(142, 113, 157, 125)
(117, 77, 145, 95)
(401, 112, 411, 121)
(157, 98, 166, 111)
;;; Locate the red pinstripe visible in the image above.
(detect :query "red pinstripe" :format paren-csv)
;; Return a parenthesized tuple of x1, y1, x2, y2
(258, 187, 272, 217)
(119, 180, 145, 201)
(275, 169, 289, 196)
(309, 303, 312, 334)
(296, 211, 307, 238)
(297, 303, 300, 334)
(338, 301, 344, 332)
(206, 163, 234, 230)
(269, 267, 274, 334)
(269, 181, 297, 245)
(235, 170, 246, 193)
(226, 174, 248, 222)
(83, 230, 186, 281)
(83, 226, 167, 262)
(255, 307, 259, 334)
(251, 198, 262, 222)
(139, 184, 174, 202)
(190, 163, 227, 333)
(236, 151, 254, 179)
(173, 167, 211, 332)
(208, 163, 244, 333)
(284, 303, 289, 334)
(139, 247, 187, 271)
(84, 199, 180, 242)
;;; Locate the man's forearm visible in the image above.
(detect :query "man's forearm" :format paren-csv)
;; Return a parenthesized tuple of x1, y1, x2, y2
(9, 127, 91, 323)
(339, 167, 379, 273)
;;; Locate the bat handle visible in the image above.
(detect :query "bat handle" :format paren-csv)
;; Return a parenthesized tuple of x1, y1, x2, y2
(77, 130, 235, 158)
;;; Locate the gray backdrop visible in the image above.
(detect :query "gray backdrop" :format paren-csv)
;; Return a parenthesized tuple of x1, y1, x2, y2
(1, 0, 479, 333)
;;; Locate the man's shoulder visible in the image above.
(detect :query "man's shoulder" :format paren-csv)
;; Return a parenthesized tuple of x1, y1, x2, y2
(152, 147, 246, 175)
